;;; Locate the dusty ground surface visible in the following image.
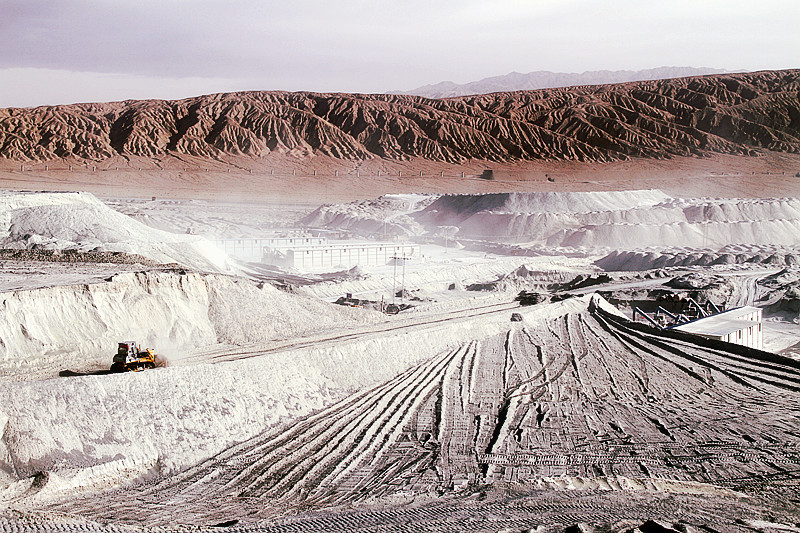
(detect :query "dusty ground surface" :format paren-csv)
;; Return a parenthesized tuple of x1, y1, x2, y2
(1, 161, 800, 532)
(43, 300, 800, 531)
(2, 152, 800, 203)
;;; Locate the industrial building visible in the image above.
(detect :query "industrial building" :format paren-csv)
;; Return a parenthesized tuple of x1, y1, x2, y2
(282, 243, 420, 270)
(262, 236, 327, 250)
(214, 235, 419, 271)
(214, 236, 327, 262)
(671, 306, 763, 349)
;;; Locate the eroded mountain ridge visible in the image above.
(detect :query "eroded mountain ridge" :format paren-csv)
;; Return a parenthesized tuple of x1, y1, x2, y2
(1, 69, 799, 164)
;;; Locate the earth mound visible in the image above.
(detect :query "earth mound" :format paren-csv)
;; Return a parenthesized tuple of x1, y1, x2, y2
(0, 191, 235, 272)
(414, 192, 800, 248)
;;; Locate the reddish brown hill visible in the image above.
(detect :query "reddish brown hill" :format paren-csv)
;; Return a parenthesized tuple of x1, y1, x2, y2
(1, 69, 799, 164)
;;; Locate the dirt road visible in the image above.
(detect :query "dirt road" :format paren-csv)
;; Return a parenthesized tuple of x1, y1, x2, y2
(174, 298, 522, 365)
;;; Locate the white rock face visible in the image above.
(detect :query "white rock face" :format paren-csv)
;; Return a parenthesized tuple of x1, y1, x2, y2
(418, 192, 800, 248)
(0, 271, 380, 376)
(301, 194, 434, 238)
(0, 268, 386, 500)
(0, 191, 236, 272)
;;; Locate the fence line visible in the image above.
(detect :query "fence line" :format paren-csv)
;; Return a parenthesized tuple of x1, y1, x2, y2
(6, 166, 491, 180)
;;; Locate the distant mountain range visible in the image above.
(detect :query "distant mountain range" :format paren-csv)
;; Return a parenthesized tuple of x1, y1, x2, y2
(2, 69, 798, 165)
(391, 67, 735, 98)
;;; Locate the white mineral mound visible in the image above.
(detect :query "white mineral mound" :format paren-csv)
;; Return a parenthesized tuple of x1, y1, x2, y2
(502, 190, 671, 214)
(0, 270, 381, 380)
(415, 190, 672, 240)
(0, 267, 386, 493)
(420, 190, 669, 221)
(557, 198, 800, 248)
(596, 245, 800, 271)
(301, 194, 434, 237)
(0, 191, 236, 272)
(416, 192, 800, 249)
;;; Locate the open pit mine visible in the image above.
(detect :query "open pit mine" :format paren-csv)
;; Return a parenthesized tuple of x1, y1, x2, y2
(1, 69, 800, 532)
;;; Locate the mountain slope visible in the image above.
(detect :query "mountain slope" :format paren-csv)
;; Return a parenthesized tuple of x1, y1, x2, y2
(1, 70, 799, 165)
(392, 66, 731, 98)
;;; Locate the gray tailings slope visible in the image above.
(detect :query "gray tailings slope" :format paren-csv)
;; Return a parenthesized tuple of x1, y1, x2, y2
(47, 298, 800, 530)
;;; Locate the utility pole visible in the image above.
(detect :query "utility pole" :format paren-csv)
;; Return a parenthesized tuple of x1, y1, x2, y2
(392, 255, 397, 304)
(401, 254, 406, 303)
(391, 253, 407, 304)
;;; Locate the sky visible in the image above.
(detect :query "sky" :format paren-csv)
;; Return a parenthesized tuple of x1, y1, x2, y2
(0, 0, 798, 108)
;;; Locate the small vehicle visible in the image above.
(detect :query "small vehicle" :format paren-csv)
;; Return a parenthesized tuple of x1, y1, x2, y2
(516, 291, 548, 306)
(384, 303, 401, 315)
(510, 313, 523, 322)
(111, 341, 157, 372)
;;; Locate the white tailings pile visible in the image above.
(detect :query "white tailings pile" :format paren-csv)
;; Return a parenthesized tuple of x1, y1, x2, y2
(0, 271, 381, 380)
(501, 190, 670, 214)
(417, 190, 669, 227)
(301, 194, 433, 238)
(0, 289, 591, 503)
(597, 245, 800, 271)
(414, 192, 800, 249)
(0, 191, 236, 273)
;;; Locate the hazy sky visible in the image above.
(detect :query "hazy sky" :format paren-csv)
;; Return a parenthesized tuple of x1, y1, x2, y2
(1, 0, 798, 107)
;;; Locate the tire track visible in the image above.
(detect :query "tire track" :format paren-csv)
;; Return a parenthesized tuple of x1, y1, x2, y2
(599, 309, 800, 392)
(235, 345, 465, 501)
(177, 300, 521, 366)
(47, 301, 800, 528)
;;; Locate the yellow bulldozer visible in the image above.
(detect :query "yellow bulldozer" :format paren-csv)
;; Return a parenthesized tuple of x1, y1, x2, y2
(111, 341, 158, 372)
